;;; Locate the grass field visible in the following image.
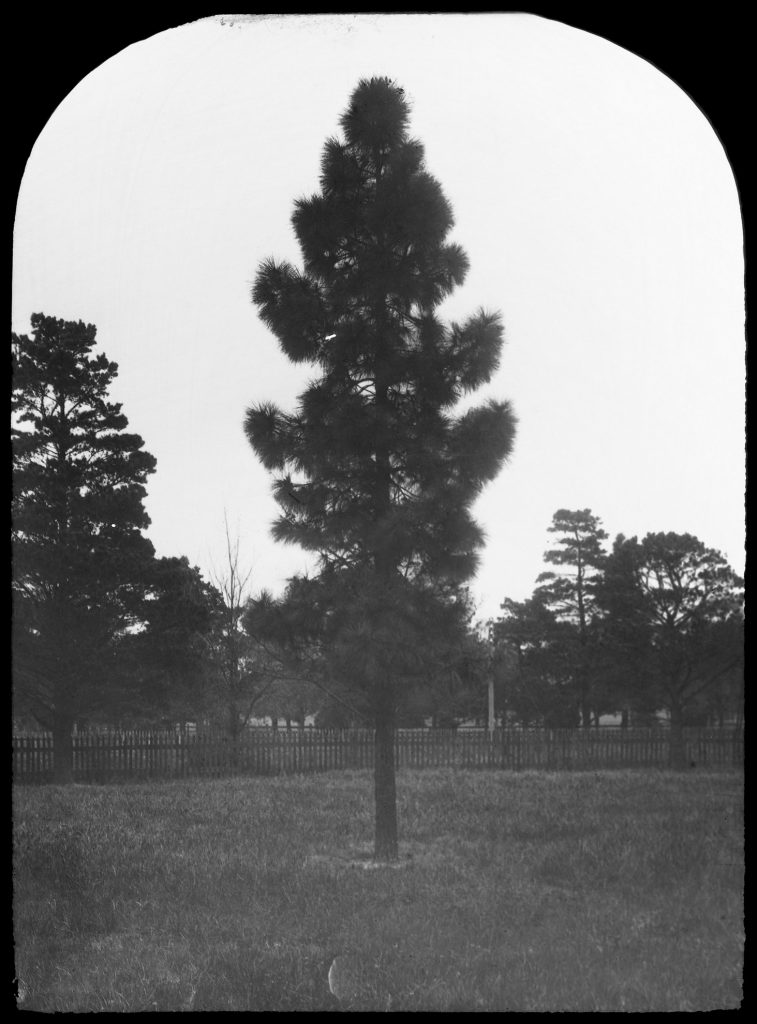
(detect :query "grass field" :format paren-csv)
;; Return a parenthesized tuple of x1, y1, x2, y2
(13, 769, 743, 1011)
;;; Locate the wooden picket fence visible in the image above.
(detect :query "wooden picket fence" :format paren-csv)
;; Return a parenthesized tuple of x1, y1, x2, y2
(12, 727, 743, 784)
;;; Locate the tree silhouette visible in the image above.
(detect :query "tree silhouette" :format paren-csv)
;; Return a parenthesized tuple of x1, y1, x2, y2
(12, 314, 156, 780)
(245, 78, 516, 858)
(119, 556, 219, 727)
(493, 597, 580, 728)
(534, 509, 608, 727)
(601, 532, 743, 767)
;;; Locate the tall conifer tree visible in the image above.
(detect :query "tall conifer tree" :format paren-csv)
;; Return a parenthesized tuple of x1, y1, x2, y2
(534, 509, 608, 727)
(245, 79, 516, 858)
(12, 314, 156, 780)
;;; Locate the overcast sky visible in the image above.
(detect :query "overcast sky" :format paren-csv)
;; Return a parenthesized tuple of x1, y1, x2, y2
(12, 13, 745, 622)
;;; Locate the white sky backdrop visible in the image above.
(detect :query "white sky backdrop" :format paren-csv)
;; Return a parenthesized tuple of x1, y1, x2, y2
(12, 13, 745, 622)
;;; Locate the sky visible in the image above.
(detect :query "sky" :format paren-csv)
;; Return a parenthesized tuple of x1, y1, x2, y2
(12, 13, 745, 623)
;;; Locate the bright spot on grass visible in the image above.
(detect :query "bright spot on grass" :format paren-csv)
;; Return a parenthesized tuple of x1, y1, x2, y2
(327, 952, 394, 1008)
(328, 954, 361, 1001)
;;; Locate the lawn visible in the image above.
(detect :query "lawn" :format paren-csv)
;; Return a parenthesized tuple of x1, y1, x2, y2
(13, 768, 743, 1011)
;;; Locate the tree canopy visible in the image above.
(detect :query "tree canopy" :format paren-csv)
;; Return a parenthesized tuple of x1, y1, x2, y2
(12, 314, 157, 779)
(118, 555, 219, 727)
(600, 531, 743, 765)
(491, 512, 744, 752)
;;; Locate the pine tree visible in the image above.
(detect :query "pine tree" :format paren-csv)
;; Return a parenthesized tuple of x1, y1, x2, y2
(245, 78, 516, 858)
(534, 509, 608, 727)
(12, 314, 157, 780)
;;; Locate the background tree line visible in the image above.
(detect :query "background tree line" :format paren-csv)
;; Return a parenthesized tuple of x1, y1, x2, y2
(12, 317, 743, 784)
(10, 315, 324, 780)
(490, 509, 743, 768)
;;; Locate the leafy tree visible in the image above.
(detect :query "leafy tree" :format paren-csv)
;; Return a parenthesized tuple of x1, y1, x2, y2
(534, 509, 609, 726)
(254, 671, 323, 730)
(601, 532, 743, 767)
(248, 573, 484, 732)
(492, 598, 580, 727)
(12, 314, 156, 780)
(244, 574, 370, 729)
(245, 78, 516, 858)
(394, 599, 492, 728)
(117, 556, 219, 727)
(591, 535, 659, 727)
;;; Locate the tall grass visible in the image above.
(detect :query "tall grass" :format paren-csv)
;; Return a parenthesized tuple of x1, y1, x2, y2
(13, 769, 743, 1011)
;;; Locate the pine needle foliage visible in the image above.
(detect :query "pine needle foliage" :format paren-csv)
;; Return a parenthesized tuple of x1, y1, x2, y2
(245, 78, 516, 857)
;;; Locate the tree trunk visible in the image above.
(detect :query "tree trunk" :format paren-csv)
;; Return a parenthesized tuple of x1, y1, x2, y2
(669, 700, 687, 770)
(52, 711, 74, 784)
(373, 698, 398, 861)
